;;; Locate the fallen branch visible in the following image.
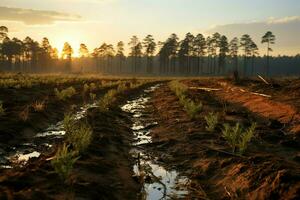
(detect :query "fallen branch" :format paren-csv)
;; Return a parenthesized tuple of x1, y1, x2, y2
(46, 156, 55, 161)
(258, 75, 270, 85)
(146, 165, 168, 200)
(189, 87, 221, 92)
(251, 92, 272, 98)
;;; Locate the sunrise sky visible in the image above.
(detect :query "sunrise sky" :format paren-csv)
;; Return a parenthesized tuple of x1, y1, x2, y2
(1, 0, 300, 56)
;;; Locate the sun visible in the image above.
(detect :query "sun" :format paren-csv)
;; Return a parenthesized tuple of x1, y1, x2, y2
(52, 36, 84, 58)
(55, 42, 80, 58)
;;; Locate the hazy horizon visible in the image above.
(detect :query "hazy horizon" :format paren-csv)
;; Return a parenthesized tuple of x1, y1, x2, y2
(1, 0, 300, 56)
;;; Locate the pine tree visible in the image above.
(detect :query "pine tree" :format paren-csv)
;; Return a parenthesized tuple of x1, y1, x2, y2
(193, 34, 206, 75)
(229, 37, 239, 73)
(262, 31, 275, 76)
(143, 35, 156, 74)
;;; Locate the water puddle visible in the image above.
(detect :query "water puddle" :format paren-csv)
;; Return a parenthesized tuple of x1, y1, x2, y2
(121, 84, 189, 199)
(15, 151, 41, 162)
(1, 102, 98, 168)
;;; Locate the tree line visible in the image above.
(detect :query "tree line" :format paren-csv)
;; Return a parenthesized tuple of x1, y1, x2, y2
(0, 25, 291, 76)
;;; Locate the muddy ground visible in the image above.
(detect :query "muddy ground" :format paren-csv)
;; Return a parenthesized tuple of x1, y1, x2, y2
(0, 79, 116, 146)
(0, 82, 159, 199)
(0, 78, 299, 200)
(0, 78, 121, 167)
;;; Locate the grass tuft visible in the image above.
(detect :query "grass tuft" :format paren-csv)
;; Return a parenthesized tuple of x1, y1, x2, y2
(222, 122, 256, 154)
(51, 143, 79, 181)
(238, 123, 256, 154)
(89, 93, 96, 101)
(169, 80, 188, 97)
(205, 112, 219, 132)
(83, 83, 89, 94)
(65, 121, 93, 153)
(0, 101, 5, 116)
(89, 82, 97, 91)
(32, 100, 46, 112)
(182, 97, 202, 119)
(54, 87, 76, 101)
(169, 80, 202, 119)
(19, 106, 29, 121)
(63, 113, 93, 153)
(99, 89, 118, 110)
(63, 113, 77, 133)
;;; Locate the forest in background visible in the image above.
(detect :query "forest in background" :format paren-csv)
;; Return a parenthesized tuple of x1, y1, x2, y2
(0, 26, 299, 77)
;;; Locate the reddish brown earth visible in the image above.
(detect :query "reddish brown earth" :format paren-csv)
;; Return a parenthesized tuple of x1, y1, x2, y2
(183, 78, 300, 134)
(145, 82, 300, 199)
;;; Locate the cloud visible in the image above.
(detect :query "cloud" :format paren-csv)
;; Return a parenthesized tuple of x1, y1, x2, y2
(0, 6, 81, 25)
(205, 16, 300, 55)
(267, 16, 300, 24)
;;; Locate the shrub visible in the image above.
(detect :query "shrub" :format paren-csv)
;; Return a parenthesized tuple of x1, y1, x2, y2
(65, 122, 93, 153)
(178, 94, 187, 105)
(51, 143, 79, 181)
(63, 113, 76, 133)
(205, 112, 219, 132)
(170, 81, 202, 119)
(99, 89, 118, 110)
(0, 101, 5, 116)
(117, 83, 128, 93)
(238, 123, 256, 154)
(222, 122, 256, 154)
(63, 113, 93, 153)
(89, 83, 97, 91)
(89, 93, 96, 101)
(169, 80, 188, 97)
(222, 123, 241, 153)
(54, 87, 76, 101)
(183, 98, 202, 119)
(32, 100, 46, 112)
(83, 83, 89, 94)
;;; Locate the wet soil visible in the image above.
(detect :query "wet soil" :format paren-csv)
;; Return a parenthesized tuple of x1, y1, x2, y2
(0, 80, 115, 146)
(122, 84, 189, 199)
(0, 108, 139, 199)
(0, 82, 168, 199)
(0, 80, 117, 166)
(0, 82, 157, 199)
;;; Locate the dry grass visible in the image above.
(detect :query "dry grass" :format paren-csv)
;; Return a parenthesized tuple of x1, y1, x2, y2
(54, 87, 76, 101)
(32, 100, 46, 112)
(89, 93, 96, 101)
(19, 106, 29, 121)
(0, 101, 5, 116)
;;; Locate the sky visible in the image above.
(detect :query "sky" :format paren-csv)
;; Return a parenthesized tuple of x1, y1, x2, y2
(0, 0, 300, 56)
